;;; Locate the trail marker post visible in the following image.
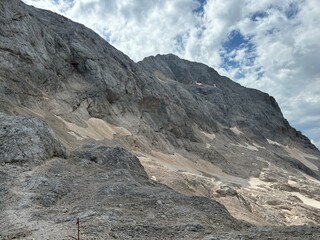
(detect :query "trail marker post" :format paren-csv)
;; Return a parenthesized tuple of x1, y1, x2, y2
(76, 218, 80, 240)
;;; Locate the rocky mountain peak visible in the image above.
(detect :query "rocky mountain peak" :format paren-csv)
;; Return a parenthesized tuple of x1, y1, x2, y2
(140, 53, 222, 86)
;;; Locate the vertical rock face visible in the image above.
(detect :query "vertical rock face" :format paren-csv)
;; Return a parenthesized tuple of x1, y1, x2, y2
(138, 54, 316, 150)
(0, 0, 316, 153)
(0, 0, 320, 239)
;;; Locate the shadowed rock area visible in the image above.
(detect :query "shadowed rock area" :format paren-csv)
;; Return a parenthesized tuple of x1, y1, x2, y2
(0, 0, 320, 239)
(0, 112, 66, 162)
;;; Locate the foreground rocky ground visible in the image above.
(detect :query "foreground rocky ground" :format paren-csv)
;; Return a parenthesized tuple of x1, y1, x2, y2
(1, 148, 320, 239)
(0, 114, 319, 239)
(140, 146, 320, 226)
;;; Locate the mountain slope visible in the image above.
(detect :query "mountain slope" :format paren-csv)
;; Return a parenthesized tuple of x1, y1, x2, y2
(0, 0, 320, 239)
(139, 53, 316, 150)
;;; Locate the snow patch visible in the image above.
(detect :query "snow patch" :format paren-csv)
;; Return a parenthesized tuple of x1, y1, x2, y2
(267, 138, 286, 147)
(230, 127, 243, 135)
(231, 143, 259, 151)
(201, 131, 216, 140)
(253, 143, 266, 149)
(291, 192, 320, 209)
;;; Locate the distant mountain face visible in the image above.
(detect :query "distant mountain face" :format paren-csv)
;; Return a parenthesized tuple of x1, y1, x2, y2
(1, 1, 320, 239)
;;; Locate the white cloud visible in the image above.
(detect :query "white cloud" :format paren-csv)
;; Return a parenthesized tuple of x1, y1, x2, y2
(23, 0, 74, 12)
(22, 0, 320, 149)
(65, 0, 201, 60)
(235, 0, 320, 149)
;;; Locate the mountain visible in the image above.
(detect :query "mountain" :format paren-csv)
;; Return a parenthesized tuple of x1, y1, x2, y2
(0, 0, 320, 239)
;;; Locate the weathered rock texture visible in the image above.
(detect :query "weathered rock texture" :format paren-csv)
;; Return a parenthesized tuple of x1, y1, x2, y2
(0, 0, 320, 239)
(0, 112, 65, 162)
(139, 53, 315, 151)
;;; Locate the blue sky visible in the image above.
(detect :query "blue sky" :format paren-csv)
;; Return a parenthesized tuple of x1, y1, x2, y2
(23, 0, 320, 149)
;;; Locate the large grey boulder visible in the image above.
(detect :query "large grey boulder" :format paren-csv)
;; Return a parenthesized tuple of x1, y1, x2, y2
(71, 144, 148, 177)
(0, 112, 65, 162)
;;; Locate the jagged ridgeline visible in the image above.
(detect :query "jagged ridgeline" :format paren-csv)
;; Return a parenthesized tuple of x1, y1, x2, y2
(0, 0, 320, 239)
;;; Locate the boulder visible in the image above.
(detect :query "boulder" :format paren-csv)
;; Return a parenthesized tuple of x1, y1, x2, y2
(0, 112, 65, 162)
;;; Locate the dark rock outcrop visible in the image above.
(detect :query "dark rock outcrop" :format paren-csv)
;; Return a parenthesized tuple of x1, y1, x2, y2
(0, 112, 65, 162)
(71, 144, 148, 177)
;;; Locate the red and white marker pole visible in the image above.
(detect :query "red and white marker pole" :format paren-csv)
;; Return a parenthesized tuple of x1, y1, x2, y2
(76, 218, 80, 240)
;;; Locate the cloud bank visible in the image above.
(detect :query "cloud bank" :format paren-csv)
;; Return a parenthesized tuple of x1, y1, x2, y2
(23, 0, 320, 149)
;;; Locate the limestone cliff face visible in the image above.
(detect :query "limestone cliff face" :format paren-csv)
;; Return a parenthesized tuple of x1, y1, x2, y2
(1, 1, 320, 239)
(1, 0, 316, 151)
(139, 53, 316, 150)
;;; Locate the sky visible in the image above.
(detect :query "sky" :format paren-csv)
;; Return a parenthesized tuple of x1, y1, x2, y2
(23, 0, 320, 149)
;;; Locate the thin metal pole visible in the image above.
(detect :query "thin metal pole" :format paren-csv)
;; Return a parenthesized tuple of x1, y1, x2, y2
(76, 218, 80, 240)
